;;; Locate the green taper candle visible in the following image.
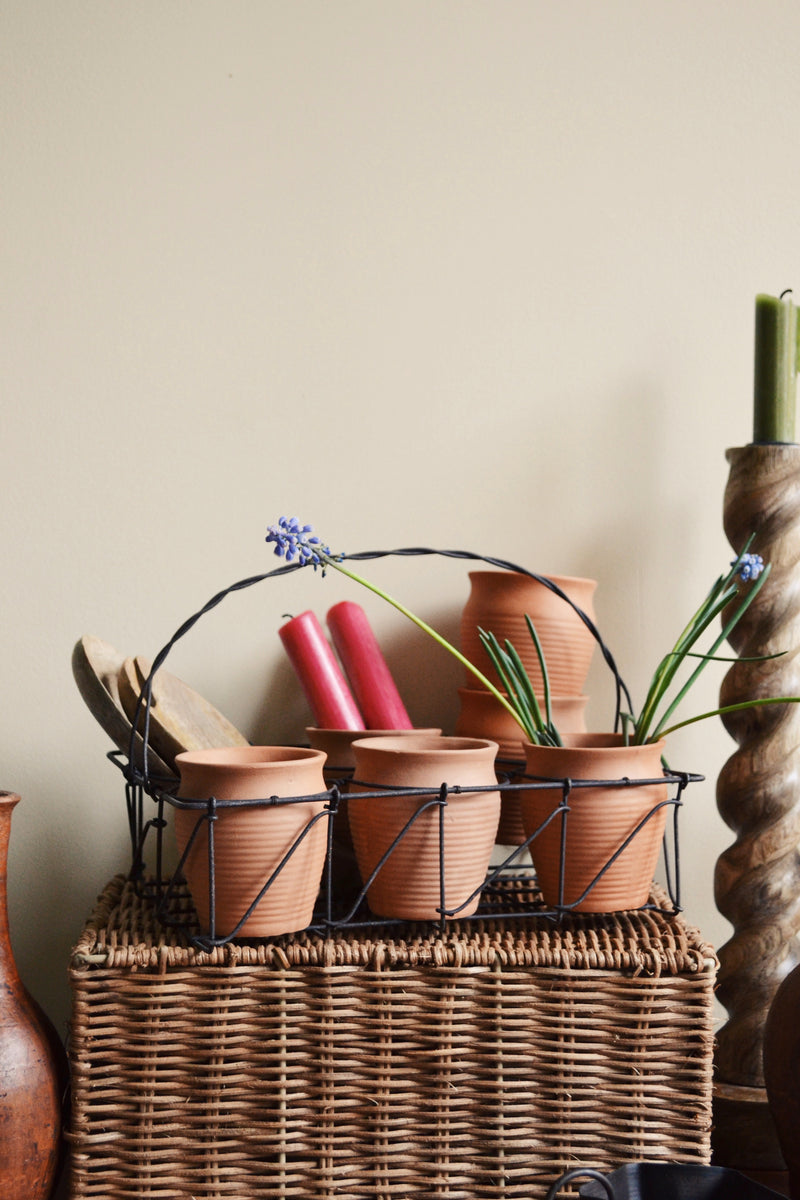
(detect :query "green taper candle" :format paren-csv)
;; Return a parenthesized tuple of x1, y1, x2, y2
(753, 291, 800, 444)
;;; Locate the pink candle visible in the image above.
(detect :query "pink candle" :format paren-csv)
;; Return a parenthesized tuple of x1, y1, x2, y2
(326, 601, 413, 730)
(279, 611, 365, 730)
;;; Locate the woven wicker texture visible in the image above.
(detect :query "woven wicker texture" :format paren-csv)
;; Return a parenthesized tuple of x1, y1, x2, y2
(67, 875, 716, 1200)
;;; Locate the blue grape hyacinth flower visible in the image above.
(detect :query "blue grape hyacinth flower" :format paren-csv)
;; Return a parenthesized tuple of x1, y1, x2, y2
(735, 552, 765, 583)
(266, 516, 331, 570)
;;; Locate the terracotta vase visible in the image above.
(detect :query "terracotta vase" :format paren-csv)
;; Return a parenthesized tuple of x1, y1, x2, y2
(0, 792, 65, 1200)
(455, 689, 588, 844)
(520, 734, 668, 913)
(347, 734, 500, 921)
(460, 570, 597, 697)
(174, 746, 328, 938)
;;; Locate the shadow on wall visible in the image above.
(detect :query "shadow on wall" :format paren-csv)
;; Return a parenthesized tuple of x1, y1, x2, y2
(375, 606, 464, 733)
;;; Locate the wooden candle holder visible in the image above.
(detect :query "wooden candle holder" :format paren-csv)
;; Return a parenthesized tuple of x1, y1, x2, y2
(713, 442, 800, 1185)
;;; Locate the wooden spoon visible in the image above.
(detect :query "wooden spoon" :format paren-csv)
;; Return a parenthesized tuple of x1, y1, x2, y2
(71, 636, 174, 779)
(117, 655, 249, 772)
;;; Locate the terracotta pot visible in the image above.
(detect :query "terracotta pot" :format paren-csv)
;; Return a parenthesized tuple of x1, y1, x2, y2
(454, 689, 588, 761)
(520, 734, 668, 913)
(305, 727, 441, 906)
(174, 745, 328, 937)
(460, 570, 597, 697)
(455, 690, 588, 844)
(347, 735, 500, 920)
(0, 793, 66, 1200)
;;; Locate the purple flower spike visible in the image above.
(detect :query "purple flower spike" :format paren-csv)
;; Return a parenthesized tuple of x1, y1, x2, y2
(266, 517, 332, 572)
(735, 552, 765, 583)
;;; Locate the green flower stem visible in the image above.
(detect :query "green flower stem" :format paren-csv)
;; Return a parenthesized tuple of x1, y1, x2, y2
(634, 553, 749, 736)
(326, 556, 530, 736)
(643, 564, 772, 744)
(524, 614, 554, 731)
(655, 695, 800, 740)
(478, 630, 539, 742)
(633, 579, 739, 742)
(633, 545, 770, 744)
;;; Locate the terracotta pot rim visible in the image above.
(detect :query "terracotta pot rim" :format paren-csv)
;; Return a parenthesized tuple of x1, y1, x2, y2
(457, 687, 588, 702)
(175, 745, 326, 769)
(467, 568, 597, 591)
(306, 726, 441, 737)
(523, 733, 665, 752)
(351, 734, 498, 756)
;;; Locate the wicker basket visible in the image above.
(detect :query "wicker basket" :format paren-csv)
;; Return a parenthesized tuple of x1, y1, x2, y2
(66, 874, 716, 1200)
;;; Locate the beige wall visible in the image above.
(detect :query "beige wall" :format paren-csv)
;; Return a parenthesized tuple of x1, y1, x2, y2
(4, 1, 800, 1036)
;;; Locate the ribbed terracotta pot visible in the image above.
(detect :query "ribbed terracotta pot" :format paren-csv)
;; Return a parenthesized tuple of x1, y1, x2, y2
(455, 689, 588, 844)
(305, 727, 442, 905)
(460, 570, 597, 697)
(347, 734, 500, 920)
(174, 745, 328, 937)
(520, 734, 668, 913)
(454, 688, 588, 761)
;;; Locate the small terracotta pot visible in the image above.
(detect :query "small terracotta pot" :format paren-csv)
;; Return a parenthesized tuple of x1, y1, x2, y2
(454, 690, 588, 844)
(460, 570, 597, 698)
(305, 727, 442, 905)
(174, 745, 328, 937)
(520, 734, 668, 913)
(347, 734, 500, 921)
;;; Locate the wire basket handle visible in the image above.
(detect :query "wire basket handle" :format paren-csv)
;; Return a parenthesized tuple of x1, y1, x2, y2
(125, 547, 632, 786)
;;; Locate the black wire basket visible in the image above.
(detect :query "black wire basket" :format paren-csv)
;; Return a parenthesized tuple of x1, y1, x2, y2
(114, 547, 700, 950)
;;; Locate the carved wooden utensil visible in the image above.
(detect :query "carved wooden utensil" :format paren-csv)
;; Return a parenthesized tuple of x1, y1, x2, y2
(117, 655, 249, 774)
(72, 636, 174, 779)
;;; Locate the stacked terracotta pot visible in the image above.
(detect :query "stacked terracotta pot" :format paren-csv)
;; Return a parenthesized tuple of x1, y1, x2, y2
(455, 570, 670, 914)
(455, 569, 596, 842)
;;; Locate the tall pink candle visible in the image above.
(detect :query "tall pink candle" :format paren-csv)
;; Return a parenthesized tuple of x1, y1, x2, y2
(279, 611, 365, 730)
(326, 601, 413, 730)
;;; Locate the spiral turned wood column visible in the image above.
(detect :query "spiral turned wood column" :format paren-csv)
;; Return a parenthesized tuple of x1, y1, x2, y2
(713, 443, 800, 1184)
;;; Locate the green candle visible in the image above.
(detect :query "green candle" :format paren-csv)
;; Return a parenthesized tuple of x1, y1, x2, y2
(753, 291, 800, 444)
